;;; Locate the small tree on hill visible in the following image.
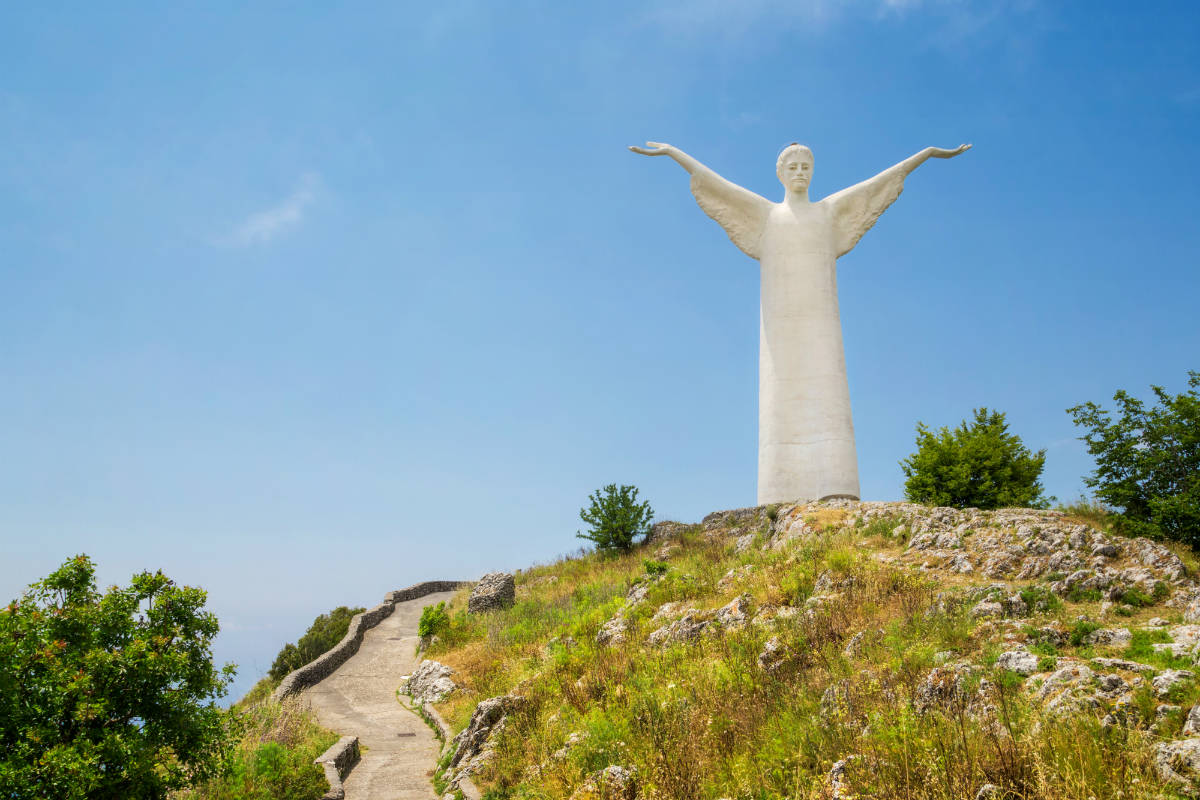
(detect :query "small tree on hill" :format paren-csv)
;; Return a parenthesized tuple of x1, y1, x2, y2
(0, 555, 234, 799)
(900, 408, 1050, 509)
(578, 484, 655, 554)
(1068, 371, 1200, 546)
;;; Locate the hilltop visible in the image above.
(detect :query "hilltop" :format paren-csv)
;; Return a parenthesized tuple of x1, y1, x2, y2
(410, 500, 1200, 800)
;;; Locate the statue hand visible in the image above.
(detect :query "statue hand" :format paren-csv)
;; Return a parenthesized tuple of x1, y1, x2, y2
(629, 141, 674, 156)
(929, 143, 972, 159)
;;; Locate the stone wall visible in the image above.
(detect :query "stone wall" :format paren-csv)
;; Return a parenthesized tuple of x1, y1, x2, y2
(314, 735, 360, 800)
(272, 580, 467, 702)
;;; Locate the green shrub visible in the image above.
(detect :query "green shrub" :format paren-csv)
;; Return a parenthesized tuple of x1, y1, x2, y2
(1066, 586, 1102, 604)
(419, 601, 451, 638)
(1068, 620, 1100, 647)
(1115, 586, 1154, 608)
(1068, 370, 1200, 546)
(577, 484, 655, 554)
(643, 559, 669, 576)
(0, 555, 234, 799)
(268, 605, 365, 681)
(900, 408, 1051, 509)
(1019, 585, 1062, 613)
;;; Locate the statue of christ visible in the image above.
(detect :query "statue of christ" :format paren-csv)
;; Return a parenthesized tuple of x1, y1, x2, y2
(630, 140, 971, 504)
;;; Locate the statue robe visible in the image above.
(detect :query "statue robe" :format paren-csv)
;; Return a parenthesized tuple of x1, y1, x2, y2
(688, 162, 907, 504)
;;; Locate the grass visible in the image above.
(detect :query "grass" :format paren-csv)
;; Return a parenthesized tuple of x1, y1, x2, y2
(423, 508, 1189, 800)
(172, 698, 338, 800)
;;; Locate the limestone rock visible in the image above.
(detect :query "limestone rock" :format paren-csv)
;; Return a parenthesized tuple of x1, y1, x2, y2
(569, 765, 638, 800)
(1091, 657, 1155, 674)
(1156, 738, 1200, 793)
(648, 610, 709, 647)
(995, 648, 1039, 676)
(1184, 705, 1200, 736)
(595, 615, 629, 646)
(468, 572, 516, 614)
(915, 664, 984, 714)
(1083, 627, 1132, 648)
(447, 694, 524, 787)
(828, 756, 861, 799)
(651, 601, 693, 623)
(401, 660, 456, 704)
(971, 600, 1003, 619)
(714, 594, 753, 629)
(1154, 670, 1195, 699)
(758, 636, 789, 672)
(843, 629, 882, 659)
(1036, 663, 1099, 714)
(647, 520, 688, 544)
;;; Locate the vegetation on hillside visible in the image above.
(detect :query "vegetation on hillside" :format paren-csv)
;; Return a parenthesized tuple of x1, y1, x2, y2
(173, 699, 336, 800)
(901, 408, 1050, 509)
(1069, 370, 1200, 547)
(268, 605, 366, 681)
(0, 555, 235, 800)
(423, 503, 1196, 799)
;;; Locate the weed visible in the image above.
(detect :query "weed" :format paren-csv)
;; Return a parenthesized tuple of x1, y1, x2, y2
(642, 559, 669, 576)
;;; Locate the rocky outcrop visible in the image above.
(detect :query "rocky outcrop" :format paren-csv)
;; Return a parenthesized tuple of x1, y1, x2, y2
(469, 572, 516, 614)
(568, 765, 638, 800)
(595, 615, 630, 646)
(1157, 738, 1200, 794)
(648, 610, 710, 647)
(400, 659, 457, 703)
(995, 648, 1040, 676)
(445, 693, 525, 789)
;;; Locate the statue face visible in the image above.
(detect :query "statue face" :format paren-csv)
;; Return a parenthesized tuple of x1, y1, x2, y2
(778, 149, 813, 192)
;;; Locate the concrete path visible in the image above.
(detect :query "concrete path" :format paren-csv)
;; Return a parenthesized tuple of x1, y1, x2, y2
(303, 591, 460, 800)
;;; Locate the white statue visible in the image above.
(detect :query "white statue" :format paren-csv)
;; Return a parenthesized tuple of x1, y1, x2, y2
(631, 140, 971, 504)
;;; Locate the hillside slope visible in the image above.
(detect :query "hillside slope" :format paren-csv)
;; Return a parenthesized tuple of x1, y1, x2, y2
(419, 500, 1200, 800)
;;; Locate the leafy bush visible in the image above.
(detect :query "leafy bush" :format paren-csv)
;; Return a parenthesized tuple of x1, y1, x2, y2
(1068, 371, 1200, 546)
(268, 605, 365, 681)
(577, 484, 655, 554)
(0, 555, 234, 799)
(419, 601, 451, 638)
(643, 559, 669, 576)
(900, 408, 1050, 509)
(1068, 620, 1101, 647)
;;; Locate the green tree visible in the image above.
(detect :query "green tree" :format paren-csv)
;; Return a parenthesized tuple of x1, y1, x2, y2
(0, 555, 234, 799)
(1067, 371, 1200, 546)
(900, 408, 1050, 509)
(577, 484, 655, 554)
(267, 605, 365, 681)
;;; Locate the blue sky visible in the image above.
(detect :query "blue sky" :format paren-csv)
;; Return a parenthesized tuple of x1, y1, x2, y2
(2, 1, 1198, 699)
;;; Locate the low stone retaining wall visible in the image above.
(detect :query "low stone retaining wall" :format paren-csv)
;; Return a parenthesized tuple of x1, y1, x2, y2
(272, 580, 467, 702)
(314, 735, 360, 800)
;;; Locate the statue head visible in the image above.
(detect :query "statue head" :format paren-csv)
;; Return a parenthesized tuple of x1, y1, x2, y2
(776, 143, 814, 194)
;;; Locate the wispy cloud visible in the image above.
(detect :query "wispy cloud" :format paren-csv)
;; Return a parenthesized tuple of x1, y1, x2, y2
(221, 173, 319, 247)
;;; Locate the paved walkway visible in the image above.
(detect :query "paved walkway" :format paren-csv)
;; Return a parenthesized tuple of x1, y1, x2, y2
(303, 591, 460, 800)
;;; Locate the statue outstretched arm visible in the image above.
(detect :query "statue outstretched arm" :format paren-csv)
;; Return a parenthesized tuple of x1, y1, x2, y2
(630, 141, 772, 260)
(824, 144, 971, 258)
